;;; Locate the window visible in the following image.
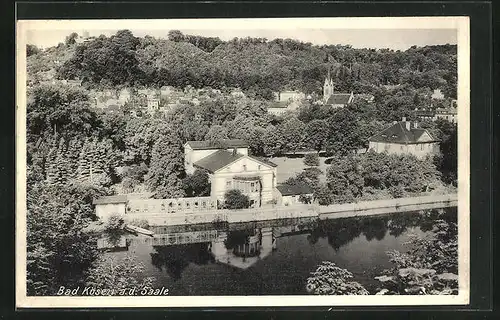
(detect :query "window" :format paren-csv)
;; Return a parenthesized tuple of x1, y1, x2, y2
(258, 165, 261, 170)
(243, 165, 247, 171)
(226, 180, 232, 188)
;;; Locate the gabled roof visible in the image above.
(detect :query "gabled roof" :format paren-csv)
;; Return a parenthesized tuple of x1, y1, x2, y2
(194, 150, 244, 173)
(253, 157, 278, 168)
(277, 183, 313, 196)
(369, 121, 439, 144)
(185, 139, 249, 150)
(269, 101, 289, 109)
(325, 93, 352, 105)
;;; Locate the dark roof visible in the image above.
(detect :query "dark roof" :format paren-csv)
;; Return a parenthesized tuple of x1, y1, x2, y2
(369, 121, 439, 144)
(253, 157, 278, 167)
(194, 150, 244, 173)
(93, 195, 128, 205)
(186, 139, 249, 150)
(277, 183, 313, 196)
(269, 101, 289, 109)
(325, 93, 352, 105)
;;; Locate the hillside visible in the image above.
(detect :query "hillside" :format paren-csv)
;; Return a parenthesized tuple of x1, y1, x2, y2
(27, 30, 457, 100)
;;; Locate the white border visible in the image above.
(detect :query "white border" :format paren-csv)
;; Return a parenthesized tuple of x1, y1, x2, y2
(16, 17, 470, 308)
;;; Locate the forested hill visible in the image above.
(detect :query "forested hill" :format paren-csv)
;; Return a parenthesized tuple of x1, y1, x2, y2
(28, 29, 457, 100)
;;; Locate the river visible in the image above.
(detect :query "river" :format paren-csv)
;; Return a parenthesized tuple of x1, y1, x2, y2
(104, 207, 457, 295)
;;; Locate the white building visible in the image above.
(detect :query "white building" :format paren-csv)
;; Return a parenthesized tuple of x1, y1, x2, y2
(184, 140, 278, 207)
(368, 117, 440, 159)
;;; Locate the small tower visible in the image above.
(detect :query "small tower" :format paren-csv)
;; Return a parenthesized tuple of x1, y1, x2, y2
(323, 69, 334, 103)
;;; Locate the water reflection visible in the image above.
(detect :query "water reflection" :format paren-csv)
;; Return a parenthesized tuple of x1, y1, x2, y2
(150, 243, 214, 280)
(117, 208, 457, 292)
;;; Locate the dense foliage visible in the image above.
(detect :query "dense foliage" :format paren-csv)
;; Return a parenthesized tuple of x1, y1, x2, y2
(224, 189, 251, 209)
(55, 30, 457, 101)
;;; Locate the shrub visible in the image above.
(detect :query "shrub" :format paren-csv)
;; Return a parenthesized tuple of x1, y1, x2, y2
(306, 261, 369, 295)
(303, 153, 320, 167)
(224, 189, 250, 209)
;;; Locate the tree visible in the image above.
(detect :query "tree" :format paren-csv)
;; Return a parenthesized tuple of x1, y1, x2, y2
(27, 84, 101, 143)
(26, 44, 40, 57)
(304, 119, 329, 152)
(224, 189, 250, 209)
(281, 117, 305, 153)
(204, 125, 229, 142)
(306, 261, 369, 295)
(375, 219, 458, 295)
(167, 30, 185, 42)
(326, 155, 364, 203)
(304, 153, 320, 167)
(145, 133, 186, 198)
(27, 183, 109, 295)
(85, 255, 155, 294)
(183, 169, 211, 197)
(65, 32, 79, 46)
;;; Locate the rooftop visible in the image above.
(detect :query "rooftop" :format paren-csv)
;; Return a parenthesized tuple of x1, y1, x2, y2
(369, 120, 439, 144)
(325, 93, 352, 105)
(194, 150, 244, 173)
(276, 183, 313, 196)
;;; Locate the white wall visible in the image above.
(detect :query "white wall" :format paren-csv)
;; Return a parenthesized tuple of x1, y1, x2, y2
(369, 141, 440, 159)
(210, 157, 277, 204)
(95, 203, 126, 221)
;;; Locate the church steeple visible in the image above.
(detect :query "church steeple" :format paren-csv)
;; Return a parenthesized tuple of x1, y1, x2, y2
(323, 68, 334, 102)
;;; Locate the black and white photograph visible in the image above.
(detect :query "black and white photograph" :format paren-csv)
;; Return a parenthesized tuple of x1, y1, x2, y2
(16, 17, 470, 308)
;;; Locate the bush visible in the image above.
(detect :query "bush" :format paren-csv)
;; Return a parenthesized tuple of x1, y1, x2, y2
(224, 189, 250, 209)
(303, 153, 320, 167)
(105, 214, 124, 231)
(127, 218, 150, 230)
(306, 261, 369, 295)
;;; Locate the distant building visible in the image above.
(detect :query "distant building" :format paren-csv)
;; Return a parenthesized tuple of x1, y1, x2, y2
(431, 89, 445, 100)
(118, 88, 131, 104)
(434, 106, 457, 124)
(323, 72, 354, 108)
(184, 139, 278, 207)
(414, 108, 436, 121)
(147, 98, 160, 112)
(354, 94, 375, 104)
(276, 184, 313, 206)
(277, 90, 305, 103)
(368, 117, 440, 159)
(160, 86, 176, 97)
(267, 101, 291, 116)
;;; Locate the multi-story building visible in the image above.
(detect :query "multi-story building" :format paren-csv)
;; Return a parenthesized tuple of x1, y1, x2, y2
(368, 117, 440, 159)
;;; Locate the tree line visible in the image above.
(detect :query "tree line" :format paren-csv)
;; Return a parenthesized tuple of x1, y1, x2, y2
(50, 29, 457, 100)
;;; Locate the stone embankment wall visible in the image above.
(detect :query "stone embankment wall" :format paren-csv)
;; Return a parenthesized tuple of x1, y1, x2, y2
(119, 194, 457, 227)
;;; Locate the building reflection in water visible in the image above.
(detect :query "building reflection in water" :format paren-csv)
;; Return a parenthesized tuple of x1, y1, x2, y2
(144, 208, 455, 277)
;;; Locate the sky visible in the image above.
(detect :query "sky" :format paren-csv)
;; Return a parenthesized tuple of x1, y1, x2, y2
(25, 24, 457, 51)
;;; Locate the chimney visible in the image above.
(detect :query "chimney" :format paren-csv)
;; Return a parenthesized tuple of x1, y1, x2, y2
(232, 148, 237, 156)
(414, 122, 418, 128)
(402, 117, 411, 131)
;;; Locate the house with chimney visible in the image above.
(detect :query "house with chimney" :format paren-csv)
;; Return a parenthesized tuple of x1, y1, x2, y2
(184, 139, 278, 207)
(368, 117, 440, 159)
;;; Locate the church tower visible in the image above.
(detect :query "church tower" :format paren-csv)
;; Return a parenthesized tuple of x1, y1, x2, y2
(323, 69, 334, 103)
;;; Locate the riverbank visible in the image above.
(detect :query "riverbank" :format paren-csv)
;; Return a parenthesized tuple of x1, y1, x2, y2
(120, 193, 457, 227)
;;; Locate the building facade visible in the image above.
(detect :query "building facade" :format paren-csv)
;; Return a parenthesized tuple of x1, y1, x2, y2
(184, 140, 278, 207)
(368, 117, 440, 158)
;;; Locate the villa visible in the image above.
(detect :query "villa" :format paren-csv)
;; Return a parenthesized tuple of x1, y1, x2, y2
(184, 139, 278, 207)
(368, 117, 440, 158)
